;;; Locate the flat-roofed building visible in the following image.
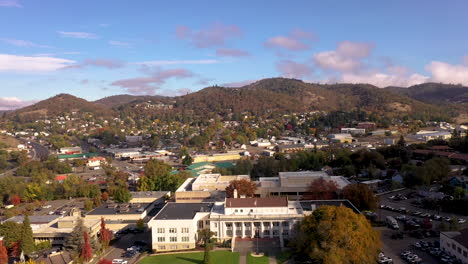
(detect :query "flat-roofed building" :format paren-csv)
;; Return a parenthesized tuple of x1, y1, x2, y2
(440, 229, 468, 264)
(255, 171, 350, 199)
(175, 178, 212, 203)
(193, 151, 241, 163)
(192, 174, 250, 192)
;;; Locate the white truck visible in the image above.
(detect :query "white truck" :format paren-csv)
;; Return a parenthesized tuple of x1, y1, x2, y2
(386, 216, 399, 230)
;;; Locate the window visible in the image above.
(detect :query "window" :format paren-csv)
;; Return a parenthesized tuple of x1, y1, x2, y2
(250, 209, 253, 212)
(182, 245, 190, 249)
(181, 237, 189, 242)
(157, 228, 165, 233)
(214, 223, 218, 228)
(282, 222, 289, 227)
(157, 237, 165, 242)
(169, 228, 176, 233)
(240, 209, 243, 213)
(463, 250, 467, 257)
(170, 245, 177, 249)
(273, 222, 279, 226)
(181, 228, 189, 233)
(158, 245, 165, 250)
(235, 209, 238, 212)
(457, 247, 462, 253)
(452, 244, 456, 250)
(170, 237, 177, 242)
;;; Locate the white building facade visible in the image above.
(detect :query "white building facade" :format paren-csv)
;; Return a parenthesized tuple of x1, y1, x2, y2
(440, 229, 468, 264)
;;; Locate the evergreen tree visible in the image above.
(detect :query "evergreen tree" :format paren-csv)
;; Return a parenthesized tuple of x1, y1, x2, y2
(65, 218, 86, 253)
(20, 215, 35, 254)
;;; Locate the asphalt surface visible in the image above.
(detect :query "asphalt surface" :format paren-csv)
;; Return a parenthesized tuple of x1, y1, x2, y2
(29, 141, 50, 160)
(99, 231, 151, 264)
(377, 189, 467, 264)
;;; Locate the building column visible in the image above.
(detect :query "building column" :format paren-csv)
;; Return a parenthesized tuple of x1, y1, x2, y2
(232, 222, 237, 239)
(260, 222, 264, 238)
(269, 222, 274, 238)
(279, 222, 284, 247)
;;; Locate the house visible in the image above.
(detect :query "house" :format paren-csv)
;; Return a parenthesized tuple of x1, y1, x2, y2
(148, 198, 360, 252)
(440, 229, 468, 264)
(59, 146, 82, 155)
(357, 122, 376, 130)
(340, 128, 366, 135)
(86, 156, 107, 167)
(448, 176, 468, 191)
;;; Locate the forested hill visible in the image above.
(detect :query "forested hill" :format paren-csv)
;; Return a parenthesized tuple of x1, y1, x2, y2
(5, 78, 463, 122)
(386, 83, 468, 105)
(5, 94, 116, 122)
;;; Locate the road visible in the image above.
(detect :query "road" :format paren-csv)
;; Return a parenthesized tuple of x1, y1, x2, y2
(29, 141, 50, 160)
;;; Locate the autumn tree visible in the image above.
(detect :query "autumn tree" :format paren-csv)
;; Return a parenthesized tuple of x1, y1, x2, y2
(101, 191, 109, 201)
(11, 195, 21, 206)
(0, 239, 8, 264)
(291, 206, 381, 264)
(81, 232, 92, 262)
(99, 218, 111, 249)
(302, 178, 338, 200)
(225, 179, 257, 198)
(342, 184, 379, 211)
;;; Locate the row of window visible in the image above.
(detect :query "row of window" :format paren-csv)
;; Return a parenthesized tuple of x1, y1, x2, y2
(225, 222, 289, 227)
(157, 228, 189, 233)
(158, 245, 190, 250)
(445, 241, 468, 258)
(157, 236, 190, 242)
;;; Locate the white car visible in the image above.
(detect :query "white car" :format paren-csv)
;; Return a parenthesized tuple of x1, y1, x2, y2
(42, 205, 52, 209)
(112, 259, 128, 264)
(458, 219, 466, 224)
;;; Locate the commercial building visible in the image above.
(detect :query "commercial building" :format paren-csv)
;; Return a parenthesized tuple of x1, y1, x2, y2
(192, 174, 249, 191)
(59, 146, 82, 155)
(255, 171, 351, 199)
(2, 215, 100, 247)
(327, 133, 353, 143)
(148, 198, 359, 253)
(340, 128, 366, 135)
(193, 151, 241, 163)
(85, 191, 169, 231)
(440, 229, 468, 264)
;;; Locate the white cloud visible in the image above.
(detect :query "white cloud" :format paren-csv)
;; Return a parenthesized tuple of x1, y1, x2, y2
(0, 0, 21, 7)
(0, 54, 75, 72)
(341, 72, 429, 87)
(336, 41, 374, 58)
(313, 41, 374, 72)
(57, 31, 99, 39)
(426, 61, 468, 85)
(136, 60, 219, 66)
(109, 40, 131, 47)
(0, 97, 36, 110)
(1, 38, 52, 48)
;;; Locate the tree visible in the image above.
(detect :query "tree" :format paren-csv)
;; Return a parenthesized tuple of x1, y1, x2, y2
(302, 178, 338, 200)
(397, 135, 406, 147)
(0, 240, 8, 264)
(342, 184, 379, 211)
(99, 218, 111, 249)
(113, 186, 132, 203)
(11, 195, 21, 205)
(197, 228, 215, 264)
(182, 154, 193, 166)
(0, 221, 22, 248)
(139, 159, 184, 192)
(20, 215, 35, 254)
(290, 206, 381, 264)
(81, 232, 93, 262)
(84, 199, 94, 212)
(225, 179, 257, 198)
(232, 159, 253, 175)
(136, 219, 145, 232)
(101, 191, 109, 201)
(65, 218, 87, 253)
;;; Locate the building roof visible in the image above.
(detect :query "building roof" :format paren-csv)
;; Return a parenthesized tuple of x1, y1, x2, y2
(225, 197, 288, 208)
(215, 162, 235, 169)
(57, 153, 98, 159)
(154, 203, 213, 220)
(300, 200, 361, 214)
(86, 202, 151, 216)
(451, 228, 468, 249)
(3, 215, 60, 224)
(129, 191, 169, 199)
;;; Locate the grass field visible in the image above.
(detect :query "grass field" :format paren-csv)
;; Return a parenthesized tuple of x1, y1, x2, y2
(247, 253, 269, 264)
(275, 250, 292, 264)
(139, 250, 240, 264)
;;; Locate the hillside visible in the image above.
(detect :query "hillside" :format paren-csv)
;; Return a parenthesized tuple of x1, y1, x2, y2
(4, 79, 460, 123)
(6, 94, 116, 122)
(95, 94, 167, 108)
(386, 83, 468, 105)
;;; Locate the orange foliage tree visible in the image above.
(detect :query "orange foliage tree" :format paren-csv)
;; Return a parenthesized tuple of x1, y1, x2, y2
(302, 178, 338, 200)
(225, 179, 257, 198)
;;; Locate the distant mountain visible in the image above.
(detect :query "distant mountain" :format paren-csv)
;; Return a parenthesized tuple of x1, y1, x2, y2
(6, 94, 116, 122)
(4, 79, 462, 123)
(386, 83, 468, 105)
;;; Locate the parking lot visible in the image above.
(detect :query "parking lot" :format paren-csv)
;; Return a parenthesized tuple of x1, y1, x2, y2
(377, 189, 467, 264)
(99, 230, 151, 264)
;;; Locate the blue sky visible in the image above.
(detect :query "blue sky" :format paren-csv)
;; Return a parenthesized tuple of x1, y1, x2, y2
(1, 0, 468, 109)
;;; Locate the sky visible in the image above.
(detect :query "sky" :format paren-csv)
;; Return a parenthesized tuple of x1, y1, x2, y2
(1, 0, 468, 110)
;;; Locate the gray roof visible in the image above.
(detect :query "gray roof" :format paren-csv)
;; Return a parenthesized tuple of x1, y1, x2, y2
(3, 215, 60, 224)
(87, 203, 151, 215)
(154, 203, 213, 220)
(300, 200, 361, 214)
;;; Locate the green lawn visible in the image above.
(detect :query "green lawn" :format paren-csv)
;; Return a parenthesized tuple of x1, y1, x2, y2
(247, 253, 269, 264)
(139, 250, 239, 264)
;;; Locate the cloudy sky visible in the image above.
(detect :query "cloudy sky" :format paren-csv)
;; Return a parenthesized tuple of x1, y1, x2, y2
(1, 0, 468, 109)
